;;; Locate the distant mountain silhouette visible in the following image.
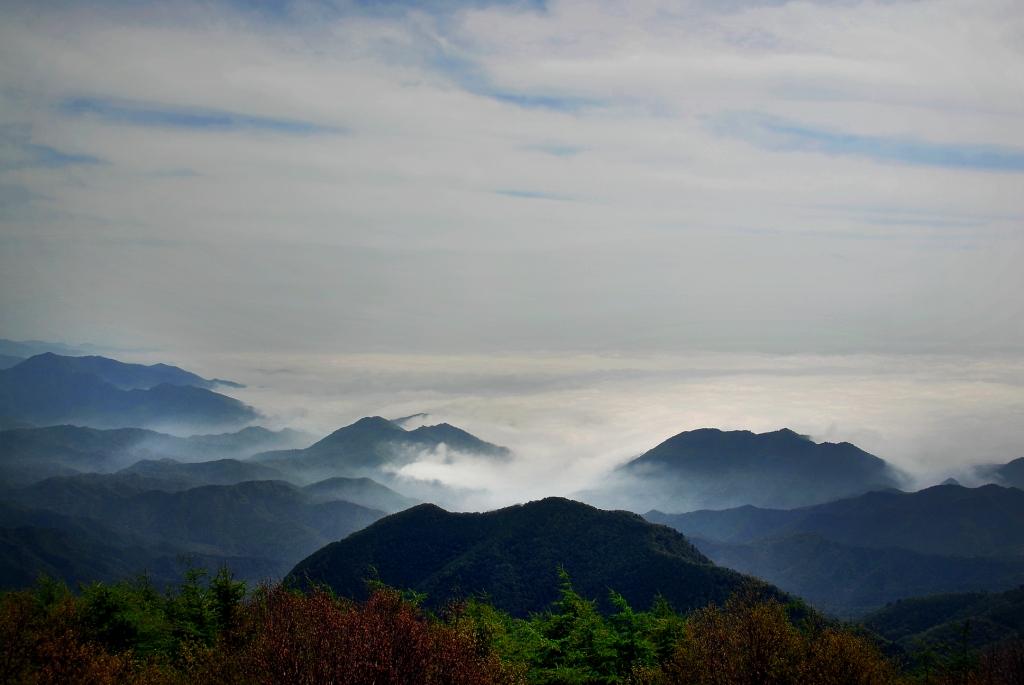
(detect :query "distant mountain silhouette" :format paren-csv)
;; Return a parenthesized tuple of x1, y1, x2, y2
(9, 353, 234, 390)
(0, 355, 23, 370)
(287, 497, 784, 616)
(0, 425, 305, 486)
(975, 456, 1024, 490)
(690, 532, 1024, 618)
(118, 458, 287, 488)
(647, 484, 1024, 560)
(302, 477, 419, 513)
(0, 339, 93, 359)
(863, 587, 1024, 653)
(0, 354, 257, 432)
(590, 427, 904, 512)
(252, 416, 509, 483)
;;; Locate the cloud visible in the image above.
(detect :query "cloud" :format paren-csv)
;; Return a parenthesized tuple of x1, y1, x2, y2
(60, 97, 343, 135)
(494, 188, 574, 201)
(711, 112, 1024, 172)
(0, 126, 104, 170)
(0, 0, 1021, 360)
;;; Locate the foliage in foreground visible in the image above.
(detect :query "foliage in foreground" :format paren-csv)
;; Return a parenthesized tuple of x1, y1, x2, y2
(1, 567, 1022, 684)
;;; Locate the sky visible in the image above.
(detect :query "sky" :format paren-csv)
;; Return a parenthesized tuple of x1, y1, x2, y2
(0, 0, 1022, 497)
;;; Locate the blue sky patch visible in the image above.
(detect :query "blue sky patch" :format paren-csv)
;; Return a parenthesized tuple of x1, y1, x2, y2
(712, 112, 1024, 172)
(61, 97, 343, 135)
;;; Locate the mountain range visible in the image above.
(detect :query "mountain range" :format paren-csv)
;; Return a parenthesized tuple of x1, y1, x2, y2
(863, 586, 1024, 652)
(648, 484, 1024, 558)
(975, 456, 1024, 490)
(251, 415, 510, 483)
(647, 483, 1024, 616)
(0, 477, 386, 585)
(287, 497, 785, 617)
(0, 424, 308, 486)
(585, 427, 905, 512)
(0, 354, 256, 431)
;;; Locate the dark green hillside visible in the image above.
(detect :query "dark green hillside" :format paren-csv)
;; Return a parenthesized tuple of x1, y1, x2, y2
(287, 497, 783, 616)
(602, 427, 904, 511)
(863, 587, 1024, 652)
(692, 533, 1024, 618)
(0, 501, 280, 588)
(5, 479, 385, 577)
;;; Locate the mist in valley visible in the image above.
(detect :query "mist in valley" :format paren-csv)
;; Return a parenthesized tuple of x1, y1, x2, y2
(118, 347, 1024, 512)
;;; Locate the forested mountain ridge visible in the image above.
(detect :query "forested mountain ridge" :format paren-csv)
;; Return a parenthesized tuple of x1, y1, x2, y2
(287, 497, 785, 616)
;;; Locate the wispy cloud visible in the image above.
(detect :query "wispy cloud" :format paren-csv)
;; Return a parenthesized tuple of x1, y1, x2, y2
(494, 189, 574, 201)
(0, 127, 103, 170)
(525, 143, 583, 157)
(488, 91, 598, 112)
(711, 112, 1024, 172)
(428, 46, 599, 112)
(60, 97, 344, 135)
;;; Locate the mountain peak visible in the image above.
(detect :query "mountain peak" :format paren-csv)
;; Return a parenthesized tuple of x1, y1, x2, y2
(606, 425, 902, 511)
(286, 497, 775, 616)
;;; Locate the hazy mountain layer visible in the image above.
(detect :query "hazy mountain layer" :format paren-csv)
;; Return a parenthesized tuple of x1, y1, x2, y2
(10, 353, 229, 390)
(975, 456, 1024, 490)
(690, 532, 1024, 618)
(647, 484, 1024, 558)
(589, 427, 904, 512)
(252, 416, 509, 483)
(0, 424, 306, 486)
(301, 476, 419, 513)
(0, 354, 257, 432)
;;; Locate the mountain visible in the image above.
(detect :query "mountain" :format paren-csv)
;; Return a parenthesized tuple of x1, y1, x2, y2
(976, 456, 1024, 490)
(690, 533, 1024, 618)
(0, 355, 24, 370)
(287, 497, 784, 617)
(6, 353, 233, 390)
(0, 501, 280, 589)
(0, 425, 305, 486)
(252, 416, 509, 483)
(4, 478, 386, 578)
(0, 339, 93, 358)
(863, 587, 1024, 653)
(647, 484, 1024, 558)
(118, 458, 288, 488)
(592, 427, 904, 512)
(0, 354, 257, 432)
(302, 477, 419, 513)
